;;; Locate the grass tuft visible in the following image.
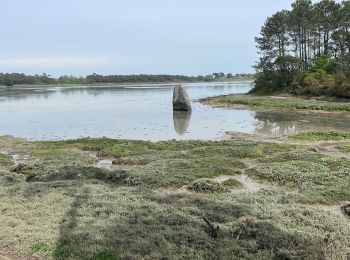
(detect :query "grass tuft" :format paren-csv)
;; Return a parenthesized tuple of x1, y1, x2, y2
(187, 179, 226, 193)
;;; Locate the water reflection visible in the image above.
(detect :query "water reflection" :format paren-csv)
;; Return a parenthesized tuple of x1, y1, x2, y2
(173, 111, 192, 135)
(254, 110, 350, 136)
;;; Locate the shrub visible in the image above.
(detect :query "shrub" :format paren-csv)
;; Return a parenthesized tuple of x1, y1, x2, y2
(222, 178, 243, 188)
(187, 179, 226, 193)
(300, 70, 336, 96)
(0, 153, 13, 169)
(18, 163, 130, 184)
(333, 73, 350, 98)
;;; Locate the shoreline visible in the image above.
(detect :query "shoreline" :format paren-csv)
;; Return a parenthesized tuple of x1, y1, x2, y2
(200, 93, 350, 113)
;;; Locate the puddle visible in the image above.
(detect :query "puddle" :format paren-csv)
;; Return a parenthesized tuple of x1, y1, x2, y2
(157, 174, 265, 195)
(0, 150, 38, 167)
(211, 175, 231, 184)
(231, 174, 264, 193)
(96, 159, 113, 169)
(11, 154, 38, 166)
(316, 142, 350, 159)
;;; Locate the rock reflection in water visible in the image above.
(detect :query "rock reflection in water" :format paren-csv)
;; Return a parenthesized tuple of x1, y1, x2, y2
(173, 111, 192, 135)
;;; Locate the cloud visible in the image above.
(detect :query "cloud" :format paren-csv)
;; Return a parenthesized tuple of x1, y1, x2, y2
(0, 56, 114, 70)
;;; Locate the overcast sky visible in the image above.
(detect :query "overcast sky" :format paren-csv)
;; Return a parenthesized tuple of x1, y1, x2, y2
(0, 0, 296, 76)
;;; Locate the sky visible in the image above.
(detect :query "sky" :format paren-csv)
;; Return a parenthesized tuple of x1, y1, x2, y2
(0, 0, 296, 77)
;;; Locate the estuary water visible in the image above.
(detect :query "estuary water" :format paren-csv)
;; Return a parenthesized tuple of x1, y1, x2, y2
(0, 81, 349, 141)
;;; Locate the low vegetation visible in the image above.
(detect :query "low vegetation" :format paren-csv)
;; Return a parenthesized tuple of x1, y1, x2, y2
(293, 131, 350, 141)
(0, 135, 349, 259)
(337, 144, 350, 152)
(0, 153, 13, 170)
(187, 179, 227, 193)
(187, 178, 242, 193)
(250, 151, 350, 203)
(202, 94, 350, 112)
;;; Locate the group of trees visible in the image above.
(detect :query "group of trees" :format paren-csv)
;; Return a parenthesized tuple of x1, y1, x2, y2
(252, 0, 350, 98)
(0, 72, 254, 86)
(0, 73, 56, 86)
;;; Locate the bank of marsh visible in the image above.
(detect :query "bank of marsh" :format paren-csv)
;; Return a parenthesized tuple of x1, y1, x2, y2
(0, 134, 349, 259)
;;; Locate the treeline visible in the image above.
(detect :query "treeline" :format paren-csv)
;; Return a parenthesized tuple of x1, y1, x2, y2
(0, 72, 254, 86)
(252, 0, 350, 98)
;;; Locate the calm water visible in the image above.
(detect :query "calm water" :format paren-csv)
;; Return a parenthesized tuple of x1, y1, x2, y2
(0, 81, 350, 141)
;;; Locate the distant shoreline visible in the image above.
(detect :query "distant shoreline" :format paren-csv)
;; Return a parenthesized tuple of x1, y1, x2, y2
(0, 78, 254, 88)
(0, 73, 255, 87)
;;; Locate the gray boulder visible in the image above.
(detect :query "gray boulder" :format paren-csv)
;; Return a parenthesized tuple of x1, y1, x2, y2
(173, 85, 191, 111)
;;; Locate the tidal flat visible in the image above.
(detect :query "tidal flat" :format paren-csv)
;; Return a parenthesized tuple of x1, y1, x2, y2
(0, 134, 349, 259)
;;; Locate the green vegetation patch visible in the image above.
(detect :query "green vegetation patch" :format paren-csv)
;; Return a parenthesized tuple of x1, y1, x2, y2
(250, 156, 350, 203)
(160, 158, 244, 186)
(0, 153, 13, 169)
(30, 138, 289, 189)
(34, 138, 288, 161)
(337, 144, 350, 152)
(186, 178, 242, 193)
(31, 241, 53, 256)
(222, 178, 243, 188)
(112, 156, 152, 166)
(203, 94, 350, 112)
(13, 162, 133, 185)
(293, 131, 350, 141)
(188, 179, 226, 193)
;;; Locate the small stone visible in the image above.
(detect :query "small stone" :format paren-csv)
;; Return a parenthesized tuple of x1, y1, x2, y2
(173, 85, 191, 111)
(341, 204, 350, 217)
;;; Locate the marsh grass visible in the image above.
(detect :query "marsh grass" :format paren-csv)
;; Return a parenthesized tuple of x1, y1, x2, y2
(337, 144, 350, 152)
(112, 156, 151, 166)
(187, 179, 227, 193)
(187, 178, 243, 193)
(0, 136, 349, 259)
(249, 148, 350, 204)
(202, 94, 350, 112)
(222, 178, 243, 188)
(293, 131, 350, 141)
(0, 153, 13, 169)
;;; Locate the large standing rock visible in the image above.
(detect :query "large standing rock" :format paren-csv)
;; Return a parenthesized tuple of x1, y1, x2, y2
(173, 85, 191, 111)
